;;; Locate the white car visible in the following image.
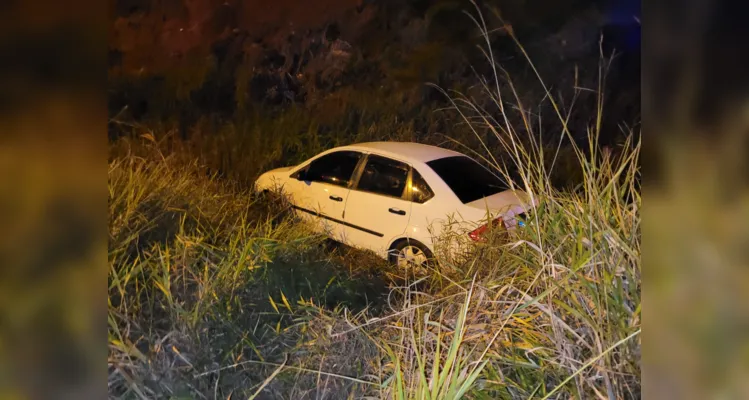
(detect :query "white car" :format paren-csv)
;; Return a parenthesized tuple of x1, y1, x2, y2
(254, 142, 536, 267)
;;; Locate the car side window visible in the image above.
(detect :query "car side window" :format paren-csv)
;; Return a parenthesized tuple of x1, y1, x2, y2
(410, 169, 434, 203)
(355, 155, 410, 198)
(303, 151, 362, 187)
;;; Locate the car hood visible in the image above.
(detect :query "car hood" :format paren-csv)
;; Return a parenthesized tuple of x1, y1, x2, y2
(465, 189, 537, 216)
(267, 166, 295, 174)
(255, 165, 298, 192)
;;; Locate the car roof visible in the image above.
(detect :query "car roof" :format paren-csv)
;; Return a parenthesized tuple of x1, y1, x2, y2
(337, 141, 466, 163)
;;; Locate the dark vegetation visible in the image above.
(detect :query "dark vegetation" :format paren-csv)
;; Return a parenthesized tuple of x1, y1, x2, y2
(108, 0, 640, 398)
(109, 0, 639, 187)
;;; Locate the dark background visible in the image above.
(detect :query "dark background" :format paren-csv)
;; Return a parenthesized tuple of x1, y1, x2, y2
(107, 0, 641, 149)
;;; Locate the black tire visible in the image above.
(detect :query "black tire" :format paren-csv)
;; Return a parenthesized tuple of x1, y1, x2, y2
(388, 239, 434, 269)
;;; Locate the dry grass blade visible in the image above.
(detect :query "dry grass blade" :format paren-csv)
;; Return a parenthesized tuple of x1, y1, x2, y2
(248, 354, 288, 400)
(538, 329, 641, 400)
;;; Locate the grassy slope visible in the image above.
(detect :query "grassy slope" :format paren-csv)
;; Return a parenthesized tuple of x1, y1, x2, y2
(108, 145, 399, 398)
(108, 12, 640, 399)
(108, 124, 640, 400)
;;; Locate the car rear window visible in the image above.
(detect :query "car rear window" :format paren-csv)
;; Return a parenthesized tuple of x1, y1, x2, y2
(426, 156, 508, 204)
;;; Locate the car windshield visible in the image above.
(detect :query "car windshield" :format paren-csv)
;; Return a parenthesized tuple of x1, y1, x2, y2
(426, 156, 508, 204)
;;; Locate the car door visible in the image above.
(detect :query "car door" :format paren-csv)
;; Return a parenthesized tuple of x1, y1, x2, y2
(342, 154, 413, 254)
(285, 150, 363, 240)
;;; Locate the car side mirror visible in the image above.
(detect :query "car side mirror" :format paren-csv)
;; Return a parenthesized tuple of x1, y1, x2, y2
(293, 169, 307, 181)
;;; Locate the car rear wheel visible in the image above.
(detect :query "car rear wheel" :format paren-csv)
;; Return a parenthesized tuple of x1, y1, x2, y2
(389, 239, 433, 269)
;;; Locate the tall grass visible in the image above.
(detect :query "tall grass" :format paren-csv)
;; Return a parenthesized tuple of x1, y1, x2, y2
(107, 4, 639, 398)
(365, 3, 641, 399)
(108, 143, 396, 398)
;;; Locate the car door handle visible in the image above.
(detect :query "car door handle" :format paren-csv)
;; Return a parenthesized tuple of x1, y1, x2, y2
(388, 207, 406, 215)
(329, 195, 343, 202)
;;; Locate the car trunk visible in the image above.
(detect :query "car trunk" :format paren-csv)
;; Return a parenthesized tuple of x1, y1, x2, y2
(464, 189, 537, 225)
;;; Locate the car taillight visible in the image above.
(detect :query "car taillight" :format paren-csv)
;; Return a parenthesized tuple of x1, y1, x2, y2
(468, 217, 504, 241)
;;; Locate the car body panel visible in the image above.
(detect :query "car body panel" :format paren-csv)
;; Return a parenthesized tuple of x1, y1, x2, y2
(289, 179, 351, 240)
(341, 189, 412, 257)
